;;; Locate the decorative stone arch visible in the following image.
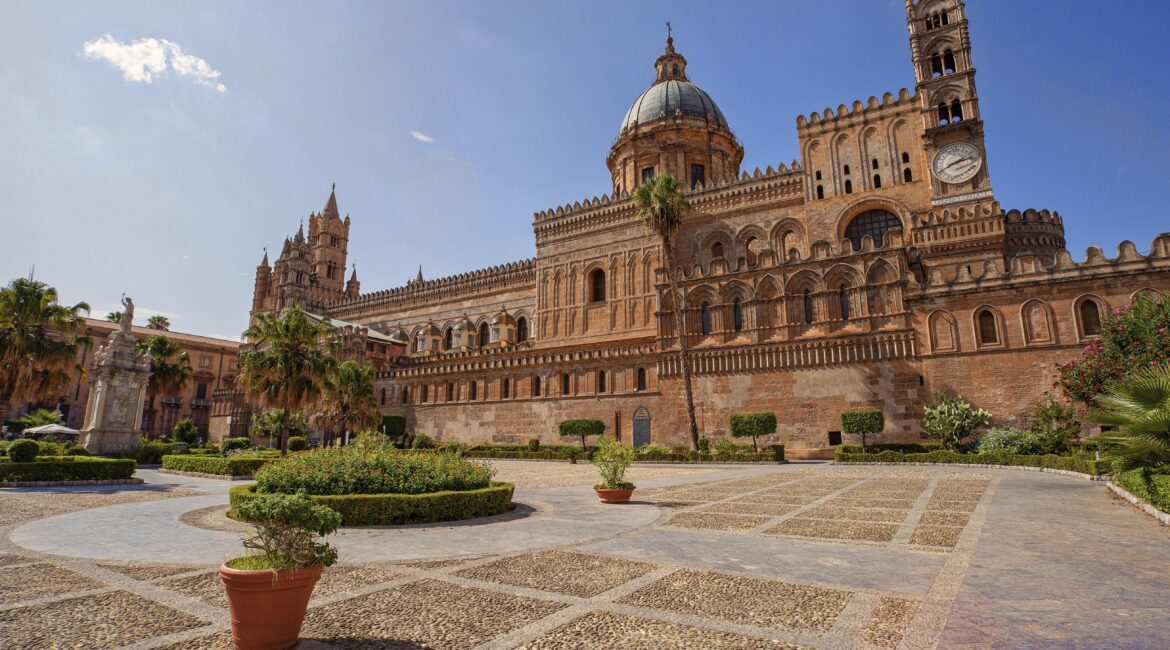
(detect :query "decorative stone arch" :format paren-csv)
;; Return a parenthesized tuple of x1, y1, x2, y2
(550, 268, 563, 308)
(699, 229, 734, 265)
(770, 218, 807, 262)
(753, 275, 783, 331)
(928, 309, 960, 353)
(582, 260, 608, 303)
(1072, 294, 1107, 340)
(837, 197, 911, 251)
(972, 304, 1006, 348)
(786, 270, 822, 325)
(567, 266, 579, 305)
(823, 264, 863, 321)
(687, 285, 719, 337)
(1020, 299, 1056, 346)
(865, 259, 900, 316)
(734, 225, 768, 266)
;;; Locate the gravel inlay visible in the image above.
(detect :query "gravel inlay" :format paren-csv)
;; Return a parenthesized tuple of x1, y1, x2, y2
(156, 571, 226, 608)
(800, 506, 909, 523)
(523, 610, 808, 649)
(486, 460, 723, 489)
(621, 568, 851, 632)
(455, 550, 658, 597)
(668, 490, 744, 502)
(910, 525, 964, 547)
(700, 501, 801, 517)
(0, 563, 106, 605)
(0, 554, 31, 567)
(862, 597, 921, 648)
(925, 499, 979, 513)
(827, 497, 915, 509)
(0, 590, 206, 649)
(154, 630, 233, 650)
(734, 493, 820, 504)
(302, 578, 566, 649)
(98, 563, 202, 581)
(396, 558, 476, 570)
(664, 512, 770, 532)
(313, 565, 404, 600)
(764, 518, 899, 543)
(917, 511, 972, 526)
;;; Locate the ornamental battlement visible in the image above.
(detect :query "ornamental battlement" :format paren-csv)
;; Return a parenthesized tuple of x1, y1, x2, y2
(324, 258, 536, 315)
(796, 89, 918, 131)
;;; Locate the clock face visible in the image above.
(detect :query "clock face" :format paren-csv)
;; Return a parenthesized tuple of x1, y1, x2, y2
(931, 142, 983, 184)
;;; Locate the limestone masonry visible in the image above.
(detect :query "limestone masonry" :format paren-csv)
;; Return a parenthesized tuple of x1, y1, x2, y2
(236, 0, 1169, 456)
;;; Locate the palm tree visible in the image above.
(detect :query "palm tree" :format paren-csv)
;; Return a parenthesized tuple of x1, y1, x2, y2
(146, 314, 170, 330)
(1093, 366, 1170, 478)
(105, 311, 122, 323)
(0, 278, 91, 421)
(634, 173, 701, 450)
(238, 305, 337, 455)
(135, 334, 193, 434)
(317, 360, 380, 446)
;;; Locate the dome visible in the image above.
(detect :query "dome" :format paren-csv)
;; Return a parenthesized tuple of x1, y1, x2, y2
(388, 329, 409, 345)
(452, 316, 473, 332)
(620, 80, 728, 133)
(419, 322, 440, 337)
(490, 309, 516, 327)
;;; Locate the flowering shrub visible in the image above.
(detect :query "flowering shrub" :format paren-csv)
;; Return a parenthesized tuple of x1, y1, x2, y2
(254, 448, 492, 496)
(1059, 293, 1170, 407)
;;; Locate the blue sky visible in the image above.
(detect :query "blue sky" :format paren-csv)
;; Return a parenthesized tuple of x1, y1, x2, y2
(2, 0, 1168, 340)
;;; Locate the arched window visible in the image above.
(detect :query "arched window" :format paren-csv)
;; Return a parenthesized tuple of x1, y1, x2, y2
(590, 269, 606, 302)
(700, 302, 712, 335)
(803, 289, 814, 324)
(421, 385, 429, 402)
(903, 168, 913, 183)
(943, 49, 956, 74)
(873, 174, 882, 189)
(844, 179, 853, 194)
(562, 373, 571, 395)
(470, 380, 478, 401)
(745, 237, 760, 265)
(636, 367, 647, 391)
(839, 285, 850, 320)
(938, 102, 950, 125)
(446, 383, 454, 401)
(816, 185, 824, 200)
(478, 322, 489, 347)
(402, 387, 409, 404)
(533, 376, 541, 397)
(502, 378, 510, 399)
(930, 52, 943, 77)
(871, 158, 879, 170)
(597, 370, 607, 393)
(712, 242, 724, 259)
(901, 152, 910, 164)
(517, 317, 528, 342)
(733, 298, 744, 332)
(950, 99, 963, 122)
(444, 328, 453, 350)
(977, 309, 999, 344)
(843, 164, 851, 176)
(844, 210, 901, 251)
(1079, 300, 1102, 337)
(815, 170, 822, 180)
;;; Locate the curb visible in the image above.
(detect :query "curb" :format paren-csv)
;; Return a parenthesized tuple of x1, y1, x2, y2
(832, 461, 1105, 481)
(0, 478, 145, 488)
(1108, 482, 1170, 526)
(157, 469, 254, 481)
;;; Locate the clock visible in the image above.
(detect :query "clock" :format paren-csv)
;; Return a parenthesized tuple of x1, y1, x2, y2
(931, 142, 983, 184)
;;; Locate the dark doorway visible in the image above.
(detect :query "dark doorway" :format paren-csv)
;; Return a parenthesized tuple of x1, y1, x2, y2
(632, 406, 651, 448)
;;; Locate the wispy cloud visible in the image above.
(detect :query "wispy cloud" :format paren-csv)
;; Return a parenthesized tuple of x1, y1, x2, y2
(82, 35, 227, 92)
(409, 130, 435, 144)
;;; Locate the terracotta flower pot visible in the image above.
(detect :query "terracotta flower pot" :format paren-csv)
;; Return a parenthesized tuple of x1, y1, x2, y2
(219, 563, 323, 650)
(594, 487, 635, 503)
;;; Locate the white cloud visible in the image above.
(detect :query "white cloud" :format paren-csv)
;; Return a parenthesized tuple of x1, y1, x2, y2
(83, 34, 227, 92)
(409, 130, 435, 144)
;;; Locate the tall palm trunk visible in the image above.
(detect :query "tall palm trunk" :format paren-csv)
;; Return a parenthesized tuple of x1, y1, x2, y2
(279, 395, 290, 457)
(663, 240, 700, 450)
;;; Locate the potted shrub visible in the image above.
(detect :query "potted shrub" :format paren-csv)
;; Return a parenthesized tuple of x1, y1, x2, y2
(592, 436, 636, 503)
(220, 492, 341, 650)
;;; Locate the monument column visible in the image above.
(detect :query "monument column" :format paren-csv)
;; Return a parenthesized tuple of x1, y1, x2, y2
(80, 295, 152, 454)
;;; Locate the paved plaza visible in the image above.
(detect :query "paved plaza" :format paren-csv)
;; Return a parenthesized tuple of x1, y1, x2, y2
(2, 461, 1169, 649)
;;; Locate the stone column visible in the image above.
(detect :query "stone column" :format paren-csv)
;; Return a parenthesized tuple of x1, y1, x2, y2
(80, 302, 152, 455)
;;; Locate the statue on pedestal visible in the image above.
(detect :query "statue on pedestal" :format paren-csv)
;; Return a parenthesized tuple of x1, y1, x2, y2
(80, 294, 152, 454)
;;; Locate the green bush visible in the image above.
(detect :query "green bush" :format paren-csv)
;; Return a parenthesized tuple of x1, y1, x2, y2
(1113, 469, 1170, 513)
(922, 393, 991, 450)
(1027, 396, 1081, 454)
(0, 458, 136, 482)
(635, 445, 672, 461)
(527, 438, 541, 451)
(841, 410, 885, 451)
(411, 433, 436, 449)
(835, 442, 941, 456)
(231, 492, 340, 570)
(383, 415, 406, 439)
(33, 440, 66, 457)
(592, 436, 635, 489)
(64, 446, 91, 456)
(697, 437, 710, 452)
(171, 418, 198, 445)
(287, 436, 307, 452)
(559, 419, 605, 448)
(161, 455, 272, 476)
(835, 450, 1107, 475)
(730, 412, 777, 452)
(230, 482, 515, 526)
(976, 427, 1042, 455)
(124, 441, 174, 465)
(222, 437, 251, 453)
(8, 439, 38, 463)
(768, 444, 786, 462)
(254, 448, 492, 496)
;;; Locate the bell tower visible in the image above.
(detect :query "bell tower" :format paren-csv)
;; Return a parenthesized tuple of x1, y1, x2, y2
(907, 0, 993, 205)
(308, 184, 351, 294)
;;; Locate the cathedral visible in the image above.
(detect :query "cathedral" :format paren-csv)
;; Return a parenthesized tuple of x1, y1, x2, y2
(240, 0, 1170, 457)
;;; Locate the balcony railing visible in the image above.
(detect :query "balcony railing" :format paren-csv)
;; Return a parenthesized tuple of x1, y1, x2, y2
(160, 397, 182, 407)
(191, 398, 211, 408)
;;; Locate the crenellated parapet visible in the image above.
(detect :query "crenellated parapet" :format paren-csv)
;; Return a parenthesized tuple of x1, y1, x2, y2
(910, 199, 1005, 261)
(1004, 208, 1066, 264)
(381, 339, 658, 380)
(796, 89, 917, 131)
(324, 258, 536, 316)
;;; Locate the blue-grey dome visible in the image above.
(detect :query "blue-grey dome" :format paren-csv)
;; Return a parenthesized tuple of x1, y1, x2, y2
(621, 80, 729, 132)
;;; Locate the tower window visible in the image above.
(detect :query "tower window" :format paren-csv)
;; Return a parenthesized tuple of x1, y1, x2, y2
(977, 309, 999, 345)
(816, 185, 824, 200)
(597, 370, 606, 393)
(844, 179, 853, 194)
(590, 269, 606, 302)
(636, 367, 647, 391)
(901, 152, 910, 164)
(839, 285, 850, 320)
(931, 53, 943, 78)
(402, 388, 409, 404)
(470, 381, 478, 400)
(871, 159, 879, 170)
(815, 170, 822, 181)
(330, 235, 339, 246)
(803, 289, 814, 324)
(502, 378, 510, 399)
(700, 302, 712, 335)
(873, 174, 882, 189)
(478, 322, 489, 347)
(690, 164, 705, 189)
(562, 373, 571, 395)
(517, 317, 528, 342)
(733, 298, 744, 332)
(844, 209, 901, 251)
(533, 376, 541, 397)
(904, 168, 913, 183)
(843, 164, 851, 176)
(641, 167, 654, 184)
(712, 242, 724, 259)
(938, 103, 949, 125)
(421, 385, 429, 402)
(444, 328, 453, 350)
(943, 49, 956, 74)
(951, 99, 964, 122)
(447, 383, 454, 401)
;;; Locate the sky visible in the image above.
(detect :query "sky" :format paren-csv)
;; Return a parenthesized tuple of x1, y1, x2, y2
(2, 0, 1168, 341)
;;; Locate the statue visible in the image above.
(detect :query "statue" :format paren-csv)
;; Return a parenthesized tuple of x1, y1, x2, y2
(120, 294, 134, 333)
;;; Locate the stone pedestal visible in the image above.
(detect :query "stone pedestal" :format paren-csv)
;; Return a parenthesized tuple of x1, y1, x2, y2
(81, 327, 151, 455)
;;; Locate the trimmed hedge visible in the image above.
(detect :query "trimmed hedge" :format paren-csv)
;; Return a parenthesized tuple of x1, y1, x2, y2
(8, 439, 38, 462)
(161, 455, 272, 476)
(0, 458, 136, 482)
(222, 437, 251, 453)
(559, 419, 604, 447)
(229, 481, 515, 526)
(835, 450, 1107, 476)
(730, 412, 777, 451)
(835, 442, 942, 456)
(1114, 469, 1170, 513)
(464, 449, 592, 461)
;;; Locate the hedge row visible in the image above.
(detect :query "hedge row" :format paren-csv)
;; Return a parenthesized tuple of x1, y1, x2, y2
(835, 450, 1107, 476)
(229, 481, 515, 526)
(460, 446, 785, 463)
(1113, 469, 1170, 513)
(463, 450, 592, 460)
(835, 443, 943, 456)
(0, 458, 136, 482)
(161, 455, 272, 476)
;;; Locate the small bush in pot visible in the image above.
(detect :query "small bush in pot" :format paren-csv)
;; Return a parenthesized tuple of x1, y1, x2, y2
(220, 492, 341, 650)
(591, 436, 636, 503)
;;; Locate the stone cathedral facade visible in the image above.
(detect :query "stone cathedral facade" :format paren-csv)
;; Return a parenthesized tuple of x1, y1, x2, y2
(241, 0, 1169, 456)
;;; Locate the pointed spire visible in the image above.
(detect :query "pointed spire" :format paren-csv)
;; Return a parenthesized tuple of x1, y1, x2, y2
(322, 183, 339, 219)
(294, 221, 305, 243)
(259, 247, 269, 267)
(415, 264, 423, 284)
(349, 264, 358, 282)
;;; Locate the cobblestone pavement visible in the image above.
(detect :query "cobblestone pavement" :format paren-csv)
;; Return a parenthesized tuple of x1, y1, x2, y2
(3, 462, 1169, 649)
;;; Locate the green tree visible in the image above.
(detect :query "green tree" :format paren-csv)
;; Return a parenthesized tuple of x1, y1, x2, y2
(731, 412, 777, 452)
(146, 314, 170, 330)
(13, 408, 64, 432)
(922, 393, 991, 450)
(105, 311, 122, 323)
(171, 418, 198, 445)
(841, 410, 885, 453)
(1027, 394, 1081, 454)
(0, 278, 90, 420)
(135, 334, 192, 432)
(250, 409, 310, 444)
(317, 360, 379, 446)
(1092, 367, 1170, 477)
(238, 306, 337, 456)
(635, 173, 700, 450)
(559, 419, 605, 449)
